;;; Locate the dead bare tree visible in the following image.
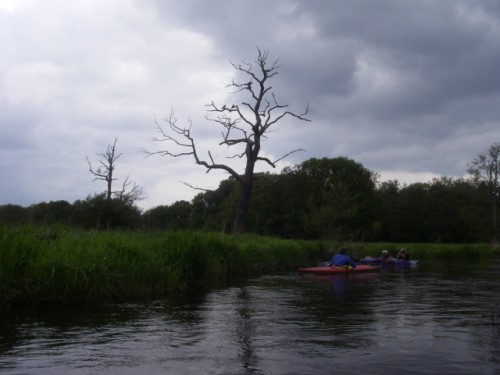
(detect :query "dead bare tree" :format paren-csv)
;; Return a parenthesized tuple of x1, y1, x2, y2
(114, 176, 145, 205)
(146, 48, 311, 234)
(87, 138, 121, 200)
(87, 138, 145, 204)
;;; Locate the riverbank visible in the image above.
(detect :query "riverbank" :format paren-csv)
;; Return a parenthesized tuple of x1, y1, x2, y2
(0, 225, 495, 310)
(0, 226, 326, 309)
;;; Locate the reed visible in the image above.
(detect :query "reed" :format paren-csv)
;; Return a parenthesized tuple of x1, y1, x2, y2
(1, 225, 494, 309)
(0, 226, 327, 309)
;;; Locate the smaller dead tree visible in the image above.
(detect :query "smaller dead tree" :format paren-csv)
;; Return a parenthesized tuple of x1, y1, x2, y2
(87, 138, 145, 204)
(114, 176, 145, 205)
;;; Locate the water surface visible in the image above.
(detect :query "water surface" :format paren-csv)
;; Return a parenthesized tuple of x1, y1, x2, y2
(1, 260, 499, 374)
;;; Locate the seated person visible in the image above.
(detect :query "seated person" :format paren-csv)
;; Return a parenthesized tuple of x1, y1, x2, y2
(379, 250, 391, 261)
(396, 248, 410, 260)
(330, 248, 357, 269)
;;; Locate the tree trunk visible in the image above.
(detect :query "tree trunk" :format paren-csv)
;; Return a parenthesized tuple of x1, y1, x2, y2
(233, 174, 254, 234)
(147, 49, 310, 234)
(107, 177, 112, 200)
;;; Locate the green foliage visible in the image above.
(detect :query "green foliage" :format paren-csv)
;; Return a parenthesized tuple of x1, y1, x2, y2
(293, 157, 377, 240)
(1, 155, 498, 243)
(374, 177, 493, 243)
(188, 179, 237, 232)
(0, 204, 28, 224)
(142, 201, 192, 230)
(1, 223, 494, 310)
(223, 234, 326, 272)
(245, 174, 285, 235)
(72, 194, 141, 229)
(28, 200, 73, 225)
(0, 226, 327, 309)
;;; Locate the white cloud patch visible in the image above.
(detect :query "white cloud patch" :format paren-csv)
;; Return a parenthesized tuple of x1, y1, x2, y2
(1, 0, 500, 209)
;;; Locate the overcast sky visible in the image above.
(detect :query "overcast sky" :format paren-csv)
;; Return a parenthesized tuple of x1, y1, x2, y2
(1, 0, 499, 210)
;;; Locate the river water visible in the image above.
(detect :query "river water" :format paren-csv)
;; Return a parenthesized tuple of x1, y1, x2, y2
(1, 259, 499, 375)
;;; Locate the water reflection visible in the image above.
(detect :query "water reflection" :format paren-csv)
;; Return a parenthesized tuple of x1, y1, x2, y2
(235, 287, 257, 373)
(0, 261, 499, 374)
(301, 272, 382, 300)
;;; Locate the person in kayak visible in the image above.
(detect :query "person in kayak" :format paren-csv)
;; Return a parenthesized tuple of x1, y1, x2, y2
(329, 248, 357, 269)
(378, 250, 391, 261)
(396, 248, 410, 260)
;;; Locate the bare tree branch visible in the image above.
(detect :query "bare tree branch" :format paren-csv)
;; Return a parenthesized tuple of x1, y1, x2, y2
(181, 181, 211, 192)
(146, 48, 311, 233)
(86, 138, 121, 200)
(113, 176, 146, 204)
(88, 138, 145, 204)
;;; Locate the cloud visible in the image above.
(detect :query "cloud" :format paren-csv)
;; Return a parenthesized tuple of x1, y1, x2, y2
(1, 0, 499, 210)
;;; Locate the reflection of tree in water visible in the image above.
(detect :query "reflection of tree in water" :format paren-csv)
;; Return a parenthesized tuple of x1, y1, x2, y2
(0, 297, 210, 361)
(492, 310, 499, 358)
(388, 262, 500, 368)
(471, 301, 500, 364)
(302, 273, 382, 302)
(235, 287, 258, 374)
(328, 273, 381, 300)
(0, 304, 145, 354)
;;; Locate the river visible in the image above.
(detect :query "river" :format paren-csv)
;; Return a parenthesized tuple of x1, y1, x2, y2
(1, 259, 499, 374)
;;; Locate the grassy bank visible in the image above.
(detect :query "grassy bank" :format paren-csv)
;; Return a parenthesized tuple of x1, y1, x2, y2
(1, 226, 496, 310)
(0, 226, 326, 309)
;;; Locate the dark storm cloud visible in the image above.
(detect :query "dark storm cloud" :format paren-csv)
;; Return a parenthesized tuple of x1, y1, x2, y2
(1, 0, 499, 208)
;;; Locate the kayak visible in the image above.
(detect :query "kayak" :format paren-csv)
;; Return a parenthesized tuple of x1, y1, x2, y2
(298, 264, 382, 275)
(358, 257, 419, 266)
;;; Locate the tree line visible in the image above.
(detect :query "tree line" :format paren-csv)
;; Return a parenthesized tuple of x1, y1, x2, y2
(141, 48, 497, 242)
(2, 50, 497, 243)
(0, 155, 497, 243)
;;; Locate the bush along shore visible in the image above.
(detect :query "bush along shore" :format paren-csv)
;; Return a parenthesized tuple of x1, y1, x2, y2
(0, 226, 496, 310)
(0, 226, 327, 310)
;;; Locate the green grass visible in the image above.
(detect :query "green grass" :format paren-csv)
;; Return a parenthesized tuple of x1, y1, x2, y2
(0, 226, 327, 309)
(0, 225, 496, 310)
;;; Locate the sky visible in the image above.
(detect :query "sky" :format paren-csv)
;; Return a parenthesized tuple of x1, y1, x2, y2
(1, 0, 500, 211)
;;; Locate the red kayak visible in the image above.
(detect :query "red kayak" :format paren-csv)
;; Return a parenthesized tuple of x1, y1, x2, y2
(298, 264, 382, 275)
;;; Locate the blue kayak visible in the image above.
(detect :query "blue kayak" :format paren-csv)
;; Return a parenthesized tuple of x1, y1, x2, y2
(358, 257, 419, 266)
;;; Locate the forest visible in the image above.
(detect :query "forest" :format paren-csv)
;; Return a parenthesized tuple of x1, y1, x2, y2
(1, 156, 497, 244)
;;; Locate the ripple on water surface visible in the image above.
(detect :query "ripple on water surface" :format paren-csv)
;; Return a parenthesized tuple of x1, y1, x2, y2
(1, 263, 499, 374)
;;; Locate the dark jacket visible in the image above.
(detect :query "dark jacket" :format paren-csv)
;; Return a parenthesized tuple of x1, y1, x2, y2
(330, 253, 357, 268)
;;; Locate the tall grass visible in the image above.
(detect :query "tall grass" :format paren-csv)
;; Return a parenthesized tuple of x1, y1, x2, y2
(1, 226, 495, 309)
(0, 226, 327, 309)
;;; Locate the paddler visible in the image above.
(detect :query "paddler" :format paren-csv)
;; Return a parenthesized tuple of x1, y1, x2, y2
(396, 248, 410, 260)
(378, 249, 391, 261)
(329, 248, 357, 269)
